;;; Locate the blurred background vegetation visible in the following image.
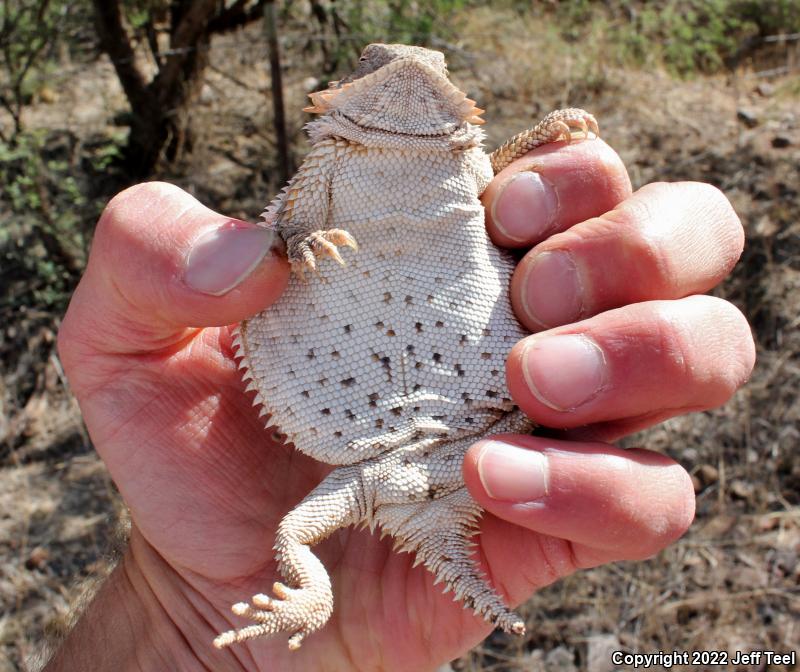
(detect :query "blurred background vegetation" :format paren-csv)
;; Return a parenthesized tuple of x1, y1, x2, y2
(1, 1, 799, 671)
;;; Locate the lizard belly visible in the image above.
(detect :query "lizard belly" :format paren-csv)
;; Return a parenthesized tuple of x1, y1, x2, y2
(241, 151, 528, 465)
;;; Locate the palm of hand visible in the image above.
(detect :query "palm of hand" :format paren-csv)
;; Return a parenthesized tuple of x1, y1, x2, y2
(90, 324, 536, 670)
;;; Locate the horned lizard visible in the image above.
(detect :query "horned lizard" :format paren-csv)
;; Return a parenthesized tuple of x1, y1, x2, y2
(213, 43, 597, 650)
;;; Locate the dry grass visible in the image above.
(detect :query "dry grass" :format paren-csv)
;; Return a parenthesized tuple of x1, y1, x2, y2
(1, 9, 799, 671)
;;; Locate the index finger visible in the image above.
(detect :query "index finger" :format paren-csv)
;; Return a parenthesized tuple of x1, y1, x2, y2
(482, 138, 633, 248)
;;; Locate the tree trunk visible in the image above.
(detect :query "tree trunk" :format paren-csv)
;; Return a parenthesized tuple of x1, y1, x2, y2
(92, 0, 219, 177)
(263, 0, 291, 182)
(125, 32, 210, 176)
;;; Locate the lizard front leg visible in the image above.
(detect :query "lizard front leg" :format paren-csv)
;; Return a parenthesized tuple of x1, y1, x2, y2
(490, 108, 599, 175)
(271, 138, 358, 277)
(213, 465, 364, 650)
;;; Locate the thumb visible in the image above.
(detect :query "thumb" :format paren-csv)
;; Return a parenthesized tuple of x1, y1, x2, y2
(59, 182, 288, 361)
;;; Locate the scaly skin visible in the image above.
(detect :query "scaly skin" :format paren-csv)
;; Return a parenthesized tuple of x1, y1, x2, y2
(214, 43, 597, 650)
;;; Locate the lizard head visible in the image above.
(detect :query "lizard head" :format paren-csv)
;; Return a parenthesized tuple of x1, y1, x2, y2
(303, 43, 484, 136)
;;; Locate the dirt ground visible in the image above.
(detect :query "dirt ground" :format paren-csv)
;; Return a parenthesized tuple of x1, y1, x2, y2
(1, 14, 799, 672)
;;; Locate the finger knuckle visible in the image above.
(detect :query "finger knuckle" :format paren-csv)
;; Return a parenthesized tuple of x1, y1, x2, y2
(56, 308, 79, 374)
(622, 459, 695, 560)
(655, 296, 755, 407)
(56, 292, 99, 393)
(604, 195, 677, 291)
(705, 298, 756, 396)
(688, 182, 744, 269)
(587, 140, 628, 187)
(95, 181, 179, 241)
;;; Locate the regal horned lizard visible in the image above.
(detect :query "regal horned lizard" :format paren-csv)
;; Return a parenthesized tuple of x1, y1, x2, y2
(214, 43, 597, 650)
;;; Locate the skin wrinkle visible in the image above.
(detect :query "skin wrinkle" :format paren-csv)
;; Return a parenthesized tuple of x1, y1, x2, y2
(348, 562, 379, 671)
(83, 379, 176, 456)
(474, 521, 517, 613)
(531, 533, 562, 587)
(649, 297, 748, 407)
(603, 184, 743, 301)
(368, 564, 393, 672)
(154, 564, 236, 672)
(124, 540, 216, 672)
(553, 534, 581, 576)
(103, 226, 176, 321)
(565, 403, 709, 443)
(69, 270, 201, 360)
(341, 112, 454, 138)
(685, 184, 744, 279)
(610, 200, 680, 297)
(650, 302, 697, 388)
(314, 607, 353, 672)
(81, 343, 232, 453)
(346, 533, 397, 670)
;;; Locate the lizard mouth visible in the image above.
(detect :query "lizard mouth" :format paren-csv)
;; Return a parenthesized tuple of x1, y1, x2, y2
(339, 113, 457, 138)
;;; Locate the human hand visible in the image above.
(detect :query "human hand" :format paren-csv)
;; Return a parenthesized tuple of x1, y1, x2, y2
(463, 139, 754, 597)
(52, 136, 753, 672)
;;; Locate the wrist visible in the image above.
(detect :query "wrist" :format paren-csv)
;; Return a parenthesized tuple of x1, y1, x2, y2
(44, 526, 249, 672)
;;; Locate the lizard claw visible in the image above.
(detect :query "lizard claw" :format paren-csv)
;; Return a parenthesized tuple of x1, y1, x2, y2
(490, 107, 599, 173)
(287, 229, 358, 278)
(554, 113, 598, 143)
(322, 228, 359, 252)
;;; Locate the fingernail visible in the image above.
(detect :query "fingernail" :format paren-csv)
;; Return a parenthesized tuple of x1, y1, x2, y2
(520, 251, 584, 328)
(477, 441, 549, 502)
(522, 335, 607, 411)
(491, 171, 558, 243)
(184, 221, 276, 296)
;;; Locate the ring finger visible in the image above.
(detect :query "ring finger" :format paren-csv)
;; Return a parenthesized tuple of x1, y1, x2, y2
(505, 295, 755, 439)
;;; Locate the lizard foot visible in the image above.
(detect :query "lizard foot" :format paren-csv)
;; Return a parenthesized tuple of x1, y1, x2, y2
(286, 228, 358, 278)
(537, 107, 599, 143)
(213, 581, 330, 650)
(490, 107, 599, 174)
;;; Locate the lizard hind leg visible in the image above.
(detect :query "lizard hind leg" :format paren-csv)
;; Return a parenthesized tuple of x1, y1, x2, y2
(376, 487, 525, 635)
(489, 107, 599, 174)
(214, 465, 364, 650)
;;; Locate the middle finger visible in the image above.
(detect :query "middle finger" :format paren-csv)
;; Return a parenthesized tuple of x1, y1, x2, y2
(511, 181, 745, 332)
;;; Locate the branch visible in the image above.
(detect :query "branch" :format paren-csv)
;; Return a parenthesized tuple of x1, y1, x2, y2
(0, 90, 21, 137)
(90, 0, 150, 110)
(145, 18, 163, 71)
(157, 0, 218, 93)
(207, 0, 266, 35)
